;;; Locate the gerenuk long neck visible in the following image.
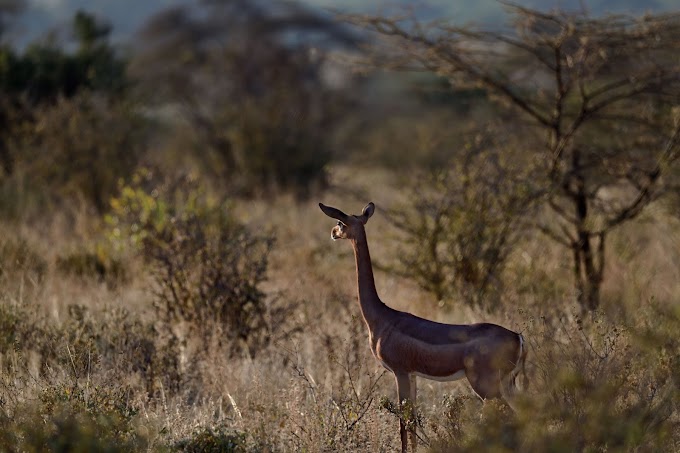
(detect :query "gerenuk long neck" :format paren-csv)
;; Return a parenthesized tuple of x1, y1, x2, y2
(350, 229, 387, 328)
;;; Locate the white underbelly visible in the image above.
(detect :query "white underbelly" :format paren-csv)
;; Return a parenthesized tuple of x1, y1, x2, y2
(378, 359, 466, 382)
(413, 369, 466, 382)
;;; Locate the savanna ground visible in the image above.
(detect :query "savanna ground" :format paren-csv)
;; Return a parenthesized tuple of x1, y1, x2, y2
(1, 165, 679, 452)
(1, 1, 680, 452)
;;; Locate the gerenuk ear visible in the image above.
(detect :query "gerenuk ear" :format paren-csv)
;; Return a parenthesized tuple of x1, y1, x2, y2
(360, 202, 375, 224)
(319, 203, 349, 223)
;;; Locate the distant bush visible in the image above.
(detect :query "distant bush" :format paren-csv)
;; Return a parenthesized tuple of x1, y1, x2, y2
(56, 245, 127, 288)
(132, 1, 353, 199)
(107, 171, 275, 358)
(0, 236, 47, 285)
(13, 94, 147, 212)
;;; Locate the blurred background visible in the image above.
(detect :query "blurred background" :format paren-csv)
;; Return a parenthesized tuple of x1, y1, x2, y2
(0, 0, 679, 451)
(12, 0, 680, 46)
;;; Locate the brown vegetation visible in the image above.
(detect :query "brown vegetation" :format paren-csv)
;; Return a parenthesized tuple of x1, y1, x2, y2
(0, 1, 679, 452)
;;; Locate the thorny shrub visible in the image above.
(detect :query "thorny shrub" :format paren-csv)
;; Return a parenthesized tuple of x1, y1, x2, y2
(0, 403, 148, 453)
(388, 132, 542, 309)
(0, 299, 56, 377)
(0, 304, 164, 451)
(57, 304, 182, 398)
(107, 170, 276, 358)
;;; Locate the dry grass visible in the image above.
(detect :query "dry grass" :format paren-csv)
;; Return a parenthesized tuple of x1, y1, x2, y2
(0, 164, 678, 452)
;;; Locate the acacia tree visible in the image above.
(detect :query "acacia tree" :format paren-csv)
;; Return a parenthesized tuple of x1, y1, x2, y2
(353, 6, 680, 311)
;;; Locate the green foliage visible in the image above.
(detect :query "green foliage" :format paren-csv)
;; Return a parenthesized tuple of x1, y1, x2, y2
(106, 168, 184, 251)
(71, 11, 126, 94)
(0, 10, 130, 212)
(0, 11, 124, 103)
(38, 383, 139, 432)
(175, 426, 247, 453)
(107, 171, 275, 358)
(0, 398, 146, 453)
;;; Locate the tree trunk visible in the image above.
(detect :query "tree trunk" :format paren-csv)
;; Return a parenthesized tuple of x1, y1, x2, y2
(570, 150, 605, 312)
(573, 234, 604, 312)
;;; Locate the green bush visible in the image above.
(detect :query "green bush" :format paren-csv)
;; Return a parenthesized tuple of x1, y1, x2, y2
(0, 401, 146, 453)
(107, 171, 275, 358)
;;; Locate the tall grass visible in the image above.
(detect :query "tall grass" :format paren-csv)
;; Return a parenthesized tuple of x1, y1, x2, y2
(0, 167, 678, 451)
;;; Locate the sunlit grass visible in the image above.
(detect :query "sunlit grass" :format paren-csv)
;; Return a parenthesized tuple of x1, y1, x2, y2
(0, 164, 678, 451)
